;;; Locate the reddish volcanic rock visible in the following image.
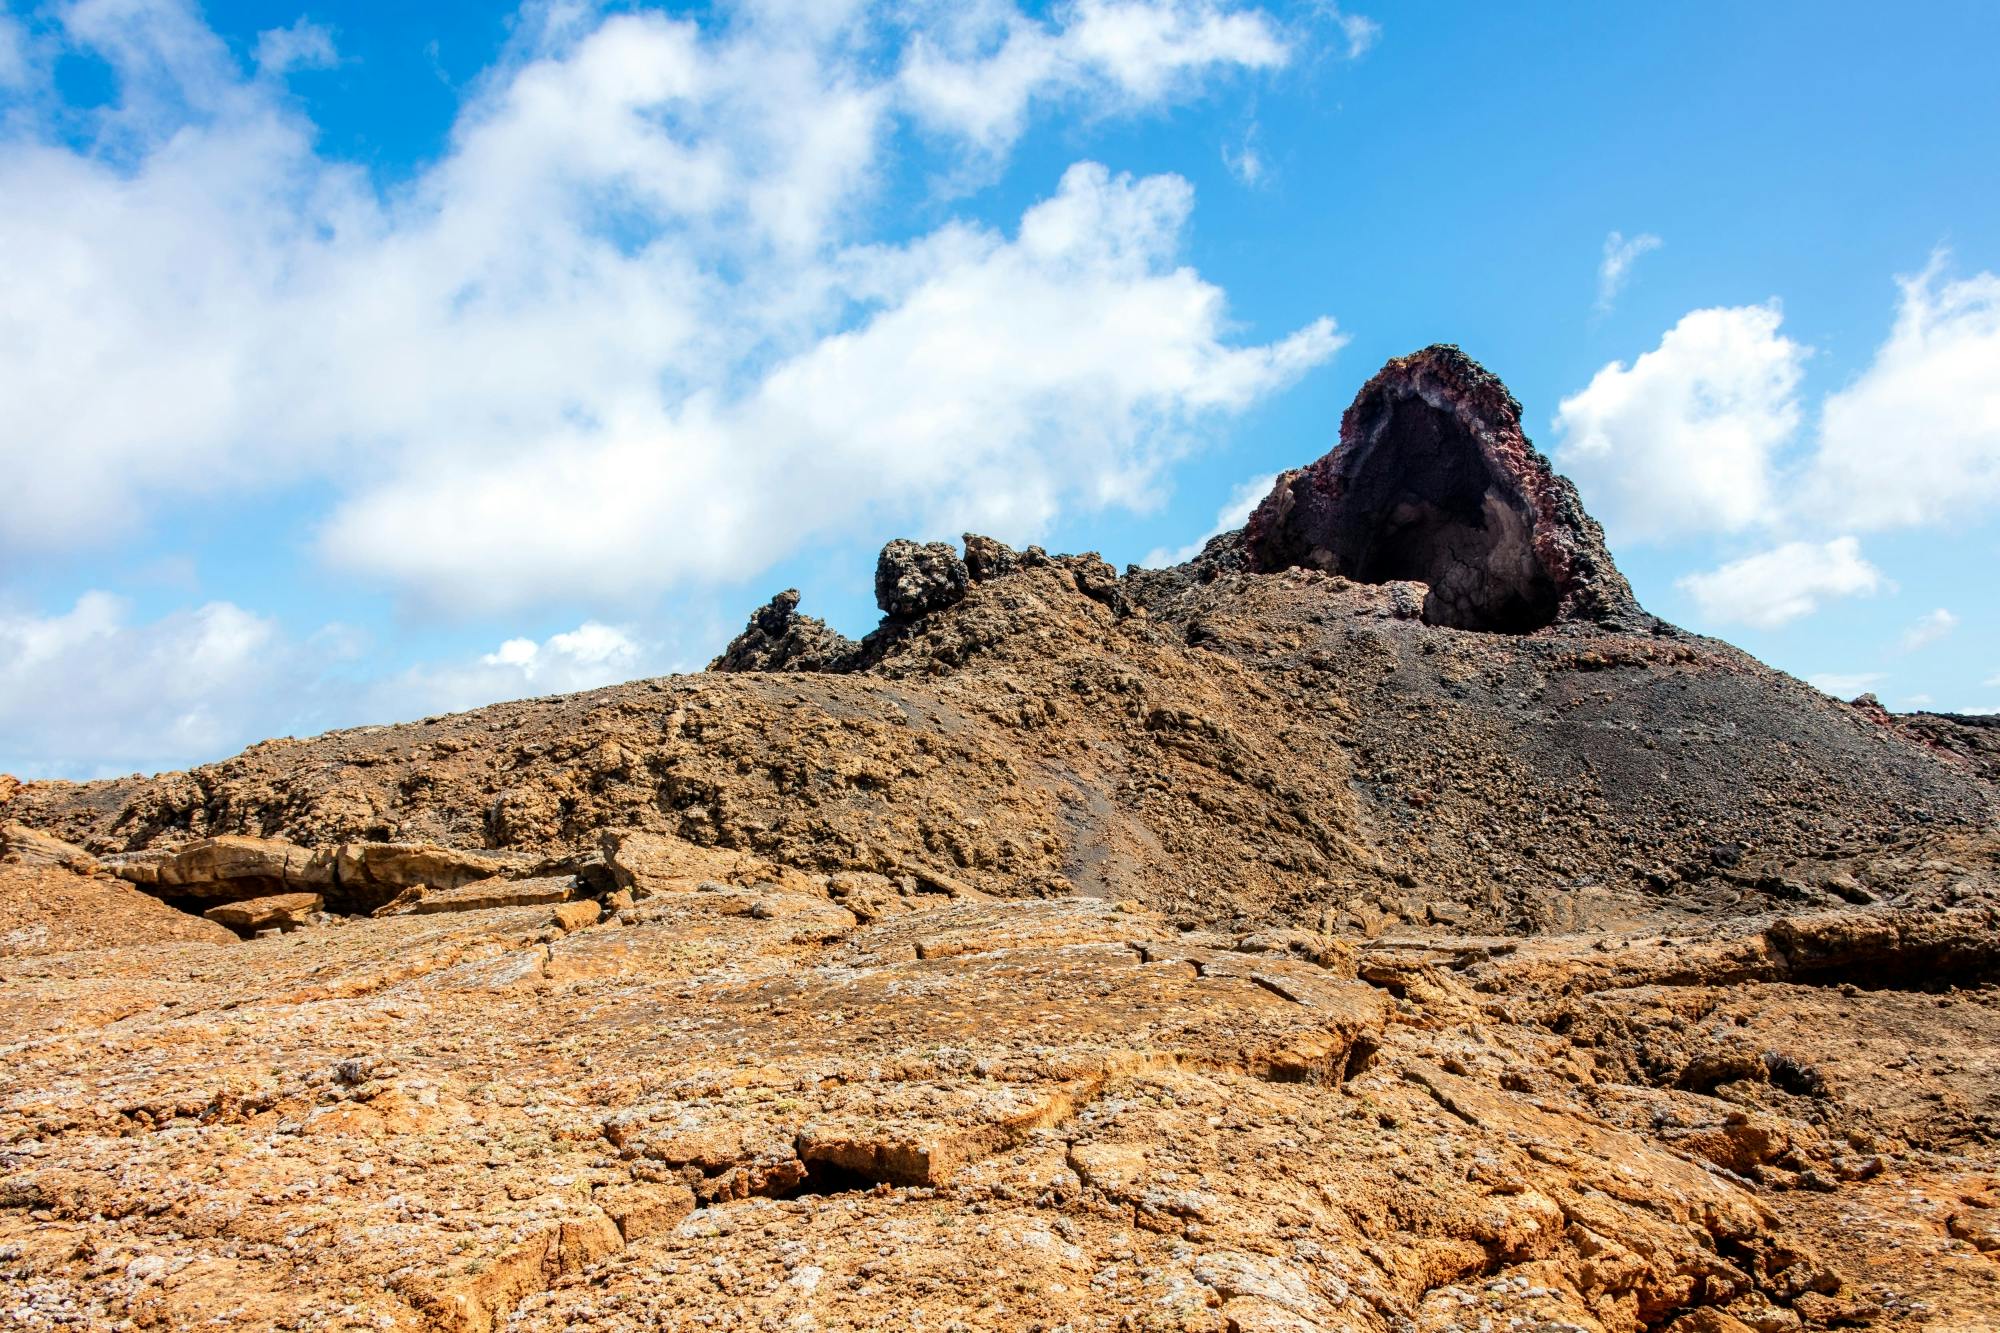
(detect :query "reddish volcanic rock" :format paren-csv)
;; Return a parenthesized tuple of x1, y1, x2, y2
(1243, 344, 1643, 632)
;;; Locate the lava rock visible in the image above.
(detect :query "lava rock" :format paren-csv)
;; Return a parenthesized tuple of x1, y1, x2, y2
(875, 540, 969, 621)
(709, 589, 860, 673)
(963, 533, 1020, 583)
(1242, 344, 1644, 633)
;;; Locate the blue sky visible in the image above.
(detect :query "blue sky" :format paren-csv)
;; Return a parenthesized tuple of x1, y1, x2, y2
(2, 0, 1998, 779)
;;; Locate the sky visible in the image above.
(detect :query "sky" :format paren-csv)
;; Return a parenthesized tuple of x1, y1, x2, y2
(2, 0, 1998, 780)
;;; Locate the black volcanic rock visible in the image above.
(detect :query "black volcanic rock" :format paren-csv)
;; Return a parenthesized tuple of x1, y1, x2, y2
(1243, 345, 1643, 633)
(875, 540, 970, 621)
(709, 589, 859, 673)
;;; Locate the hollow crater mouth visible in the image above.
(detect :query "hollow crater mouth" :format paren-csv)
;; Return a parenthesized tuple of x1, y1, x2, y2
(1335, 397, 1558, 633)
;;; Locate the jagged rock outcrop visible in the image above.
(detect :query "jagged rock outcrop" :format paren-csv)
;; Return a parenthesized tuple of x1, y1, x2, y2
(98, 834, 535, 914)
(1243, 344, 1643, 632)
(709, 589, 860, 673)
(874, 539, 969, 620)
(962, 532, 1021, 582)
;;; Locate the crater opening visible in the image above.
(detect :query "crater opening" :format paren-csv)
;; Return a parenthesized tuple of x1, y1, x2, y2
(1333, 396, 1559, 633)
(1244, 346, 1639, 634)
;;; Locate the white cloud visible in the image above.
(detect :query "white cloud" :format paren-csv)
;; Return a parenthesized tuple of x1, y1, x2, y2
(355, 621, 657, 723)
(1806, 671, 1885, 699)
(1803, 254, 2000, 530)
(0, 0, 1329, 615)
(254, 18, 337, 76)
(1327, 6, 1379, 59)
(316, 162, 1341, 610)
(482, 622, 640, 684)
(1143, 469, 1276, 566)
(0, 595, 664, 778)
(1222, 126, 1264, 185)
(1595, 229, 1660, 312)
(0, 592, 285, 778)
(1553, 304, 1807, 543)
(1904, 693, 1934, 708)
(1675, 536, 1886, 629)
(0, 12, 29, 89)
(900, 0, 1290, 156)
(1897, 607, 1959, 653)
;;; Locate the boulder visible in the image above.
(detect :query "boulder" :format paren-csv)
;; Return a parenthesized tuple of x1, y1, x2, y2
(333, 841, 518, 893)
(394, 875, 583, 916)
(875, 540, 969, 621)
(100, 835, 321, 902)
(550, 900, 601, 933)
(157, 836, 322, 893)
(102, 837, 529, 913)
(204, 892, 323, 937)
(1, 822, 97, 874)
(961, 534, 1019, 583)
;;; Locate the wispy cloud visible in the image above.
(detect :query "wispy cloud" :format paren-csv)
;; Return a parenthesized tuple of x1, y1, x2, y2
(1807, 671, 1885, 698)
(1326, 5, 1379, 59)
(1596, 229, 1662, 312)
(1223, 124, 1265, 185)
(1676, 536, 1887, 629)
(253, 17, 336, 76)
(1897, 607, 1959, 653)
(1144, 470, 1279, 567)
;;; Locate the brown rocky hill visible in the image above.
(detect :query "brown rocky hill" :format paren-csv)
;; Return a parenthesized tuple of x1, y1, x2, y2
(3, 347, 1998, 1332)
(12, 346, 1986, 935)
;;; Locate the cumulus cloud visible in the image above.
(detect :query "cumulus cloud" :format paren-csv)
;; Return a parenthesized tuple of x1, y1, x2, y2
(0, 596, 664, 779)
(362, 622, 656, 722)
(900, 0, 1291, 155)
(0, 593, 285, 778)
(1553, 304, 1808, 542)
(0, 0, 1331, 615)
(1897, 607, 1959, 653)
(1142, 469, 1276, 567)
(317, 162, 1339, 608)
(483, 623, 640, 686)
(1595, 230, 1661, 312)
(1674, 536, 1886, 629)
(1804, 254, 2000, 530)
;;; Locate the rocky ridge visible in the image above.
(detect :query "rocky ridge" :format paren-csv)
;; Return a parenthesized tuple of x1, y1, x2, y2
(2, 346, 1998, 1332)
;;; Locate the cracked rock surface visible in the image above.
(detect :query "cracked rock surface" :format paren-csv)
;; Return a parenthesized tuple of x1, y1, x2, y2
(5, 838, 2000, 1331)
